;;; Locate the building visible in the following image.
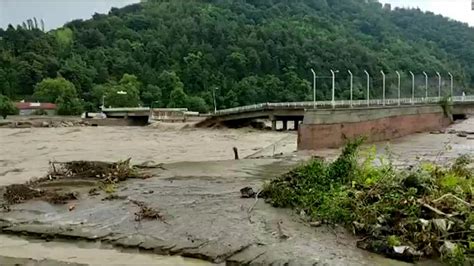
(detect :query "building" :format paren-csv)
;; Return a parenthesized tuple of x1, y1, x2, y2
(15, 102, 57, 116)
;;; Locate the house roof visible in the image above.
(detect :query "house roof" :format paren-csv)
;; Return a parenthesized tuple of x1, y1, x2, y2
(15, 102, 57, 110)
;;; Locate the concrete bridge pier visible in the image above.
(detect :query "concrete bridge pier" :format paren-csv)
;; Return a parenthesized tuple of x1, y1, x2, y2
(294, 120, 299, 130)
(271, 117, 277, 131)
(282, 120, 288, 131)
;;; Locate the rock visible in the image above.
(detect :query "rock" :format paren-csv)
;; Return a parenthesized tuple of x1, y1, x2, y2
(41, 121, 50, 127)
(309, 221, 322, 227)
(430, 130, 442, 135)
(447, 129, 457, 134)
(457, 133, 468, 138)
(467, 136, 474, 140)
(240, 187, 256, 198)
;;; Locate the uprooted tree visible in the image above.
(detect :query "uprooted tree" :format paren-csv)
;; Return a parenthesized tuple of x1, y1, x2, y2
(262, 139, 473, 264)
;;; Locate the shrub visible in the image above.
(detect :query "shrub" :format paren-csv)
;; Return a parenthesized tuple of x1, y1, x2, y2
(263, 139, 473, 263)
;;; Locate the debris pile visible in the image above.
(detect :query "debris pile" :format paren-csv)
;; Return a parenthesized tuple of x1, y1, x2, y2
(47, 159, 140, 183)
(4, 184, 43, 204)
(262, 139, 473, 264)
(131, 199, 165, 222)
(3, 184, 77, 205)
(3, 159, 147, 207)
(0, 120, 90, 128)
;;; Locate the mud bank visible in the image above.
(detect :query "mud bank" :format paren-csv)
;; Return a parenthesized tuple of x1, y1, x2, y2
(0, 159, 408, 265)
(0, 235, 209, 266)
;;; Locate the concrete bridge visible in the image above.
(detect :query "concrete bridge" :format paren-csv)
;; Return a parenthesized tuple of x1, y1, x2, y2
(101, 107, 151, 125)
(198, 96, 474, 130)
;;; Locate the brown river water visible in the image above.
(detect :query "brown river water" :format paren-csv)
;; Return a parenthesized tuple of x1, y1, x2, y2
(0, 119, 472, 265)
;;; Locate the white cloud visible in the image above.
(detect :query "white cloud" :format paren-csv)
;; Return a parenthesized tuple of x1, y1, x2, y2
(380, 0, 474, 26)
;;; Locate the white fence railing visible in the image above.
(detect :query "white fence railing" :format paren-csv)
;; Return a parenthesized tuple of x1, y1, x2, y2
(215, 96, 474, 116)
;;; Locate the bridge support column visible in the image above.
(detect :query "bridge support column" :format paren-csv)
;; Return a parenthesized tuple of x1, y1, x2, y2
(271, 120, 277, 131)
(282, 120, 288, 131)
(294, 120, 299, 131)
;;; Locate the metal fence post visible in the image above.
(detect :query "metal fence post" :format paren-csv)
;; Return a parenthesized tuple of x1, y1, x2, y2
(364, 70, 370, 107)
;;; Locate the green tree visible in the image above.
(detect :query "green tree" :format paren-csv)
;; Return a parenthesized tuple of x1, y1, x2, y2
(0, 94, 18, 119)
(103, 74, 141, 107)
(141, 84, 161, 107)
(157, 70, 184, 107)
(167, 87, 187, 108)
(34, 77, 78, 103)
(186, 96, 208, 113)
(57, 97, 84, 115)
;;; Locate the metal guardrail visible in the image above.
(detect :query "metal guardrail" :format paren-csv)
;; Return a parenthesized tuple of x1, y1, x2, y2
(102, 107, 151, 112)
(214, 96, 474, 116)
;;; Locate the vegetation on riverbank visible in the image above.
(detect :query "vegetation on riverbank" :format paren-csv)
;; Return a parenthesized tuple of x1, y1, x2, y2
(263, 139, 473, 264)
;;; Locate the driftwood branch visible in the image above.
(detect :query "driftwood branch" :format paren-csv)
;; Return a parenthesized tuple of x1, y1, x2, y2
(433, 193, 472, 207)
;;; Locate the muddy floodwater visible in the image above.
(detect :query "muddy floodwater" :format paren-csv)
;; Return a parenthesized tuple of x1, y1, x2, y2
(0, 119, 472, 265)
(0, 124, 296, 186)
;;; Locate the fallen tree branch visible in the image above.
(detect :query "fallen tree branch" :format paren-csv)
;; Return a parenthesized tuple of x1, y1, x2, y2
(433, 193, 472, 207)
(247, 189, 262, 223)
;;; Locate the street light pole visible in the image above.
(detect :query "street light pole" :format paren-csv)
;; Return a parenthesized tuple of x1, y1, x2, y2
(213, 87, 219, 113)
(311, 68, 316, 109)
(364, 70, 370, 107)
(381, 70, 386, 106)
(448, 72, 454, 98)
(409, 71, 415, 105)
(348, 70, 353, 108)
(423, 71, 428, 102)
(330, 70, 336, 109)
(436, 72, 441, 98)
(396, 71, 401, 106)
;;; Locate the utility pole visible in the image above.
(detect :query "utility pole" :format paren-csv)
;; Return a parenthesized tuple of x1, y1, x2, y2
(348, 70, 353, 108)
(364, 70, 370, 107)
(396, 71, 401, 106)
(311, 69, 317, 109)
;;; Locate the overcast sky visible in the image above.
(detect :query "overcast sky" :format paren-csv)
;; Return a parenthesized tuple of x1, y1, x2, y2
(1, 0, 473, 31)
(380, 0, 474, 26)
(0, 0, 140, 31)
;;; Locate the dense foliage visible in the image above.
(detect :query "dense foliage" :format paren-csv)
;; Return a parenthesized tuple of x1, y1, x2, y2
(263, 140, 473, 264)
(0, 94, 18, 119)
(1, 0, 473, 112)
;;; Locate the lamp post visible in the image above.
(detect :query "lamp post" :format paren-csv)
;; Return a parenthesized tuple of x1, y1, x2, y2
(409, 71, 415, 105)
(364, 70, 370, 107)
(348, 70, 353, 108)
(436, 72, 441, 98)
(381, 70, 386, 106)
(423, 71, 428, 102)
(448, 72, 454, 98)
(311, 68, 317, 109)
(213, 87, 219, 113)
(396, 71, 401, 106)
(330, 70, 338, 109)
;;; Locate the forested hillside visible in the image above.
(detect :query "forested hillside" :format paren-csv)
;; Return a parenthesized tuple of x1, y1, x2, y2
(1, 0, 473, 113)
